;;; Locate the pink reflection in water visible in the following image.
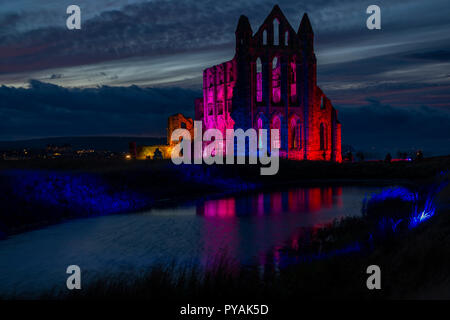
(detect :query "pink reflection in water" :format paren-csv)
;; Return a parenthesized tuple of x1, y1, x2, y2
(270, 192, 283, 214)
(199, 186, 342, 218)
(322, 187, 333, 209)
(202, 198, 236, 218)
(256, 193, 264, 216)
(197, 186, 344, 269)
(333, 187, 343, 207)
(288, 188, 306, 213)
(307, 188, 322, 212)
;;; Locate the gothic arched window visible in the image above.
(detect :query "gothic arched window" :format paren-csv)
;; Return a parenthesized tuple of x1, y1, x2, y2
(320, 96, 325, 109)
(257, 117, 264, 149)
(320, 123, 326, 150)
(272, 116, 281, 149)
(289, 119, 296, 149)
(290, 59, 297, 102)
(295, 121, 302, 149)
(256, 58, 263, 102)
(272, 57, 281, 103)
(289, 118, 302, 150)
(273, 19, 279, 45)
(263, 30, 267, 45)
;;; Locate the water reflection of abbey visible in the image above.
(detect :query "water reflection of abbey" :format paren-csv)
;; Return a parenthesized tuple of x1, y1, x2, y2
(197, 186, 344, 271)
(196, 186, 343, 217)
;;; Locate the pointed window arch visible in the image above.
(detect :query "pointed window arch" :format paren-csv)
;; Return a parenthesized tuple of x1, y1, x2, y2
(320, 123, 326, 150)
(272, 57, 281, 103)
(263, 30, 267, 45)
(289, 118, 296, 149)
(295, 121, 302, 149)
(290, 58, 297, 102)
(257, 57, 263, 73)
(256, 58, 263, 102)
(257, 117, 264, 149)
(273, 19, 279, 45)
(272, 116, 281, 149)
(272, 57, 278, 70)
(289, 118, 302, 150)
(320, 96, 325, 109)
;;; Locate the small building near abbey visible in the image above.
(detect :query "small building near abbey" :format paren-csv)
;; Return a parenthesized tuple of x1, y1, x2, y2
(194, 5, 341, 161)
(133, 113, 193, 160)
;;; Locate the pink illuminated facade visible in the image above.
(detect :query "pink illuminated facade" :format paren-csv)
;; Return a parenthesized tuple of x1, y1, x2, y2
(194, 5, 342, 161)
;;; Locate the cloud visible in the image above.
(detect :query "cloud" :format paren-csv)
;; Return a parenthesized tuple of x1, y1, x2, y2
(339, 98, 450, 156)
(2, 0, 450, 81)
(0, 0, 249, 75)
(0, 48, 232, 88)
(0, 80, 200, 140)
(318, 50, 450, 109)
(405, 50, 450, 62)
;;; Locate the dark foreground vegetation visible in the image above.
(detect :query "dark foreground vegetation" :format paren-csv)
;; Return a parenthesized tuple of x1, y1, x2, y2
(1, 155, 450, 237)
(36, 172, 449, 300)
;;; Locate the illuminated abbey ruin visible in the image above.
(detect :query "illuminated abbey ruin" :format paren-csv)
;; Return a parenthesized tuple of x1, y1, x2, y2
(134, 5, 342, 162)
(194, 5, 342, 161)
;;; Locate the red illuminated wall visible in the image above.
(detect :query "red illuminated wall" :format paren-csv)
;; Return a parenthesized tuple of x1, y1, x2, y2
(194, 5, 342, 162)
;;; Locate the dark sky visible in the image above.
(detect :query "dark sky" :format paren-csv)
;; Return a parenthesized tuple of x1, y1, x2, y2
(1, 0, 450, 156)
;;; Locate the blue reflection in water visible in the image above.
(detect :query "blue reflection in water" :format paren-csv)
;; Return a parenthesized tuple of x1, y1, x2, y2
(365, 186, 418, 203)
